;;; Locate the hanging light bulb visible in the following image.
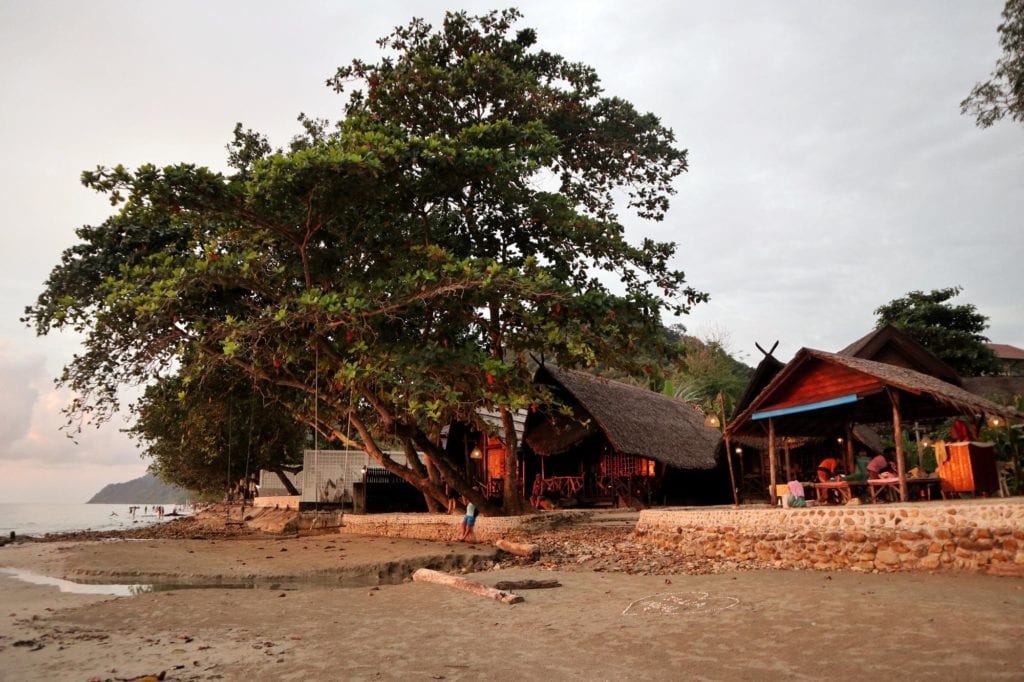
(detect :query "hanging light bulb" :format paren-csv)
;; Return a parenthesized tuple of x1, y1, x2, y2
(704, 414, 721, 429)
(470, 446, 483, 460)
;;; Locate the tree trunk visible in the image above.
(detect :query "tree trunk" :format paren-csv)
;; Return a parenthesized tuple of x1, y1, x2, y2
(500, 406, 523, 515)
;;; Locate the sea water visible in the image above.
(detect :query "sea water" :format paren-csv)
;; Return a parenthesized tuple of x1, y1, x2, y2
(0, 503, 187, 537)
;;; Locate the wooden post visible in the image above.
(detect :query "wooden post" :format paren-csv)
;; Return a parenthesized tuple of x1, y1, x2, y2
(888, 389, 908, 502)
(783, 439, 791, 481)
(844, 421, 855, 474)
(719, 392, 738, 506)
(724, 432, 739, 506)
(768, 418, 777, 506)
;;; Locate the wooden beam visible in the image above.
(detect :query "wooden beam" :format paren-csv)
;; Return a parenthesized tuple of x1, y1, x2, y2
(495, 539, 540, 559)
(412, 568, 524, 604)
(888, 389, 908, 502)
(768, 418, 777, 505)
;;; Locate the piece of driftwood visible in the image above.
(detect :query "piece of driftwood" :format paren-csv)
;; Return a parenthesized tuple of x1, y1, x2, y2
(494, 539, 541, 559)
(412, 568, 524, 604)
(493, 579, 561, 590)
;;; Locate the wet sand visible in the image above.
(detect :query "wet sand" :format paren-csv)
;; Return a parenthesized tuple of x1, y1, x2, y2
(1, 532, 1022, 681)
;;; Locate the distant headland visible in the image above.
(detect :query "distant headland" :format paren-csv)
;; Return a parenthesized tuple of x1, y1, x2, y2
(87, 473, 192, 504)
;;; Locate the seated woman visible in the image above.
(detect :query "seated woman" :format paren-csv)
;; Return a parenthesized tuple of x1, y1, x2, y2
(867, 448, 896, 479)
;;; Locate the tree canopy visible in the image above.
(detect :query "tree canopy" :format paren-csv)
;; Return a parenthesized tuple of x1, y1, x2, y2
(962, 0, 1024, 128)
(874, 287, 1000, 376)
(128, 361, 307, 496)
(25, 9, 704, 513)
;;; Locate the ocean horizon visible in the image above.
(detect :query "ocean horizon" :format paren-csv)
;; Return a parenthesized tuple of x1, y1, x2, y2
(0, 503, 188, 537)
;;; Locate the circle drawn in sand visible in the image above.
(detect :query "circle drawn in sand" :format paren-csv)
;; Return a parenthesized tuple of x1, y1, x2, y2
(622, 591, 739, 616)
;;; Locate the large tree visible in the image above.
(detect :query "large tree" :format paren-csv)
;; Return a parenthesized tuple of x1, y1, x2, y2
(128, 361, 307, 497)
(962, 0, 1024, 128)
(874, 287, 1000, 376)
(26, 10, 704, 514)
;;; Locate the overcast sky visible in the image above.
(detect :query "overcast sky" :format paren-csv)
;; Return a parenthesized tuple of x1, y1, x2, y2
(1, 1, 1020, 503)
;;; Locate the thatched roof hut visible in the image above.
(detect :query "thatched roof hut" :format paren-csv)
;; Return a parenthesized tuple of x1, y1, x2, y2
(729, 348, 1022, 439)
(525, 365, 720, 470)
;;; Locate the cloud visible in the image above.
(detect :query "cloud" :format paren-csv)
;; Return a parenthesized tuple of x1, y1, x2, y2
(0, 338, 143, 467)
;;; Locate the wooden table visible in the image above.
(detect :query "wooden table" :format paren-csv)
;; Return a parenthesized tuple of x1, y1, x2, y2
(810, 481, 853, 504)
(867, 478, 899, 503)
(868, 476, 944, 503)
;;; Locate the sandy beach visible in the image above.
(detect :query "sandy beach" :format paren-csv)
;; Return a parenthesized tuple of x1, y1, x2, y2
(1, 514, 1022, 681)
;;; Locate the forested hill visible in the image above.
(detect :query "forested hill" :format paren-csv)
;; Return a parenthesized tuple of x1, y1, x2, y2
(87, 473, 192, 504)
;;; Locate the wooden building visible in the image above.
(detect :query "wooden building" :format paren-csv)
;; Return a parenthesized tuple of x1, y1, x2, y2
(838, 324, 962, 384)
(727, 348, 1021, 503)
(521, 365, 724, 508)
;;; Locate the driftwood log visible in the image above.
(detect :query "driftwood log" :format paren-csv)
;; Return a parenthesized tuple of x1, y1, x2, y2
(494, 539, 541, 559)
(411, 568, 524, 604)
(493, 579, 561, 590)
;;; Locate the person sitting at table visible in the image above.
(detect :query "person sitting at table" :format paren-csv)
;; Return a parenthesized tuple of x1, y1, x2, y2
(867, 448, 896, 479)
(845, 450, 869, 482)
(816, 456, 841, 482)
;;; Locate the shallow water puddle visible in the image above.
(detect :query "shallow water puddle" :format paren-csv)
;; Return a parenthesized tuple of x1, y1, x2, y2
(0, 568, 302, 595)
(0, 567, 152, 596)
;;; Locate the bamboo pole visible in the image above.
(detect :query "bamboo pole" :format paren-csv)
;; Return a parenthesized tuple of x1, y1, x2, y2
(768, 418, 777, 506)
(888, 389, 908, 502)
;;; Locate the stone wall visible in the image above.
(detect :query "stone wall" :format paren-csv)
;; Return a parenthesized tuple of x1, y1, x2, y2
(635, 499, 1024, 574)
(339, 510, 589, 543)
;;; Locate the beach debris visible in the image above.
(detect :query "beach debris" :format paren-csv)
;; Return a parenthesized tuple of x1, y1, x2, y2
(412, 568, 523, 604)
(494, 539, 540, 559)
(13, 639, 44, 651)
(622, 591, 739, 616)
(493, 579, 561, 590)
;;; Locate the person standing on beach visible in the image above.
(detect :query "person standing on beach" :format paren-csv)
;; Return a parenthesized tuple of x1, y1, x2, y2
(459, 499, 478, 542)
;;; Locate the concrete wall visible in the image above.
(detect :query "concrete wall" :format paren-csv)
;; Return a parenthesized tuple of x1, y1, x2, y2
(252, 495, 300, 510)
(258, 469, 302, 497)
(636, 498, 1024, 574)
(301, 449, 408, 505)
(340, 510, 589, 543)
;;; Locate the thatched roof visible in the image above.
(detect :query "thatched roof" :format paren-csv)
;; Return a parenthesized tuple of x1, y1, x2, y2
(734, 352, 785, 416)
(526, 365, 720, 470)
(839, 325, 961, 385)
(728, 348, 1023, 438)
